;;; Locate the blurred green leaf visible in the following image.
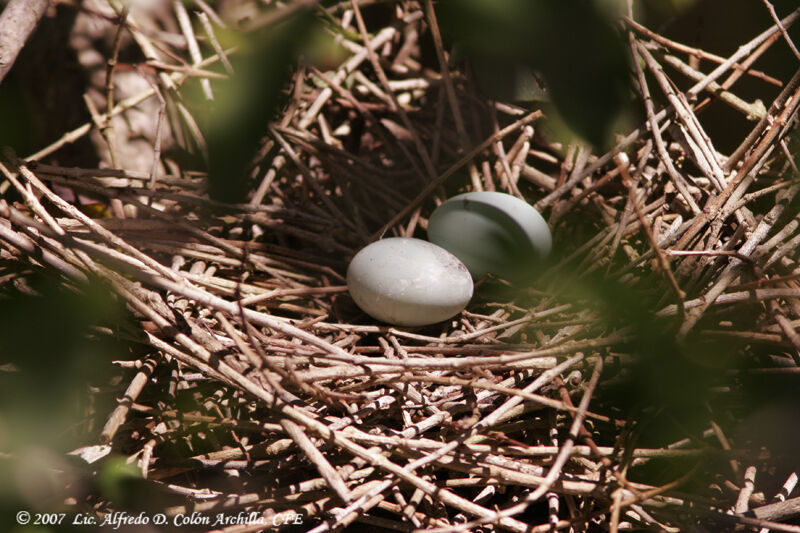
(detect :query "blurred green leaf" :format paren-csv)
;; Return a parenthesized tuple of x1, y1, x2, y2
(437, 0, 632, 148)
(0, 274, 125, 452)
(97, 457, 144, 507)
(553, 271, 722, 419)
(201, 10, 336, 202)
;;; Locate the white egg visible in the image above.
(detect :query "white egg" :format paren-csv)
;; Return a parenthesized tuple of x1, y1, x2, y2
(347, 238, 473, 326)
(427, 191, 551, 281)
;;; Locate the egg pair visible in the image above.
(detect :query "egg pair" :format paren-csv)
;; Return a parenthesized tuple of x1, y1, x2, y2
(347, 192, 552, 326)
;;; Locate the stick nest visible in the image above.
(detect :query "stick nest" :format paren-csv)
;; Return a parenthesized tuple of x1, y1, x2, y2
(2, 1, 800, 532)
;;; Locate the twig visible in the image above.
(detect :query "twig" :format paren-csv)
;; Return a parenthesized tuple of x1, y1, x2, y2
(624, 16, 783, 87)
(762, 0, 800, 60)
(657, 50, 767, 120)
(616, 153, 685, 318)
(537, 7, 800, 210)
(371, 111, 541, 240)
(25, 47, 236, 161)
(430, 357, 604, 532)
(280, 418, 353, 504)
(0, 0, 50, 84)
(197, 11, 234, 75)
(100, 357, 159, 443)
(423, 0, 468, 149)
(174, 1, 213, 100)
(349, 0, 437, 180)
(103, 5, 128, 168)
(628, 31, 701, 214)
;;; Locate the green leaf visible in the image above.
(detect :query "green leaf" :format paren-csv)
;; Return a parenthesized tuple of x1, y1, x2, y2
(437, 0, 633, 149)
(0, 274, 126, 451)
(200, 10, 330, 202)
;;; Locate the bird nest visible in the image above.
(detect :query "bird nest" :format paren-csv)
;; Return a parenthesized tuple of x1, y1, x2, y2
(2, 1, 800, 532)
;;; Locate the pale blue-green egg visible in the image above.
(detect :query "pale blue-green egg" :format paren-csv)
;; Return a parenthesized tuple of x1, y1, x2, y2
(347, 238, 474, 326)
(427, 191, 551, 281)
